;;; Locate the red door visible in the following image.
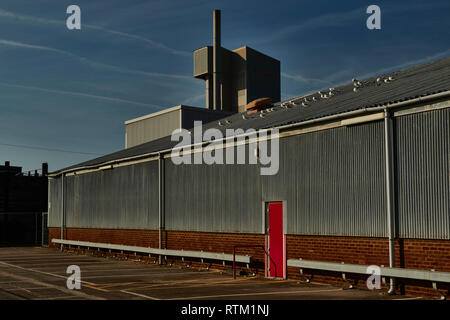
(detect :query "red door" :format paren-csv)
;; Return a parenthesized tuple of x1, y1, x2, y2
(268, 202, 283, 278)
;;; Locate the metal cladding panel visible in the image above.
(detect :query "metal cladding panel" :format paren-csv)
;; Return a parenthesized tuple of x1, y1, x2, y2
(164, 145, 262, 233)
(52, 162, 159, 229)
(193, 46, 212, 78)
(395, 108, 450, 239)
(126, 110, 180, 148)
(48, 178, 61, 227)
(262, 121, 387, 237)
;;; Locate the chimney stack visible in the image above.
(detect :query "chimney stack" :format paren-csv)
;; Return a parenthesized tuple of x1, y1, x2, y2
(213, 9, 222, 111)
(42, 163, 48, 176)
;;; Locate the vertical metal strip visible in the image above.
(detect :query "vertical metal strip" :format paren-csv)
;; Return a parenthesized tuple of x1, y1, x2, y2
(384, 109, 396, 293)
(158, 153, 164, 264)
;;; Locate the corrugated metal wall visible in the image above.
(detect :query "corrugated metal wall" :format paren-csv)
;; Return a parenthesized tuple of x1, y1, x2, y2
(165, 148, 263, 233)
(164, 121, 386, 236)
(395, 108, 450, 239)
(126, 109, 180, 148)
(48, 177, 61, 227)
(48, 162, 159, 229)
(262, 121, 387, 236)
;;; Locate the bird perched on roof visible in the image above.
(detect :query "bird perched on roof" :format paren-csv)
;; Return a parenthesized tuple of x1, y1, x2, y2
(352, 78, 362, 87)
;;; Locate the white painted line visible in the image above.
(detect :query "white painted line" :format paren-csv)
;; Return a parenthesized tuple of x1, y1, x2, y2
(168, 288, 343, 300)
(0, 269, 104, 300)
(393, 296, 423, 300)
(120, 290, 160, 300)
(82, 271, 202, 279)
(0, 260, 97, 286)
(32, 296, 81, 300)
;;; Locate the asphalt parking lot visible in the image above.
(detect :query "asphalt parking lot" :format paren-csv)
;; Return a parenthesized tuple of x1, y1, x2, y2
(0, 247, 424, 300)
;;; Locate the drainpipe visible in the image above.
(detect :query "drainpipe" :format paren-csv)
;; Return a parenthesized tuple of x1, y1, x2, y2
(384, 109, 396, 294)
(60, 174, 64, 251)
(158, 153, 165, 264)
(213, 9, 222, 111)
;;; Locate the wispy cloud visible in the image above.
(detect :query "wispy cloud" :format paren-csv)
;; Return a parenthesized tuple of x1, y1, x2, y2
(182, 93, 205, 106)
(282, 72, 334, 87)
(354, 49, 450, 80)
(0, 142, 102, 156)
(253, 7, 363, 44)
(252, 2, 445, 45)
(0, 8, 191, 57)
(0, 39, 193, 82)
(0, 82, 165, 109)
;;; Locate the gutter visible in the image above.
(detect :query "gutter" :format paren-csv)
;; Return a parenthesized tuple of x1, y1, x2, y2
(49, 90, 450, 178)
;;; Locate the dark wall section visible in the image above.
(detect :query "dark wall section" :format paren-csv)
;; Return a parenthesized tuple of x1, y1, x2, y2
(0, 176, 48, 212)
(0, 212, 43, 246)
(0, 162, 48, 246)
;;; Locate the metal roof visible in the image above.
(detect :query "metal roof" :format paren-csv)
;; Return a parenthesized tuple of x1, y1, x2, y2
(53, 57, 450, 175)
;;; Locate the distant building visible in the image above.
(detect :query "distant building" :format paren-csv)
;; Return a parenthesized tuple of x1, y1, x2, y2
(0, 161, 48, 246)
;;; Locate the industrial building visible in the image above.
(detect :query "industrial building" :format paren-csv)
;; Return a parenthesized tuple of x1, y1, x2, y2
(47, 10, 450, 297)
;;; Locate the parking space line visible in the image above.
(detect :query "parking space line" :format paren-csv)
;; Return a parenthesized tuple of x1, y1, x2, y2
(0, 261, 97, 286)
(168, 288, 343, 300)
(0, 269, 105, 300)
(96, 282, 141, 289)
(131, 277, 255, 292)
(120, 290, 160, 300)
(0, 260, 112, 293)
(126, 277, 235, 291)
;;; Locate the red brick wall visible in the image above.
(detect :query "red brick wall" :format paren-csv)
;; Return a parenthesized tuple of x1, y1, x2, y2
(48, 228, 450, 297)
(48, 227, 159, 248)
(286, 235, 450, 271)
(286, 235, 450, 297)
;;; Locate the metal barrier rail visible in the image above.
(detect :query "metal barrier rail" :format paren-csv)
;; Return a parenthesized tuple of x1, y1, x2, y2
(288, 258, 450, 299)
(233, 245, 264, 279)
(52, 239, 251, 264)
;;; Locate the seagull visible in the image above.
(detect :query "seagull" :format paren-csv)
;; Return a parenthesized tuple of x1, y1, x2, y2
(352, 78, 362, 86)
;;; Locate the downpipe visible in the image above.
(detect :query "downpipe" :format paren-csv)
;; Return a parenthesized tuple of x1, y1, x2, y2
(158, 153, 164, 264)
(60, 174, 64, 251)
(384, 109, 396, 295)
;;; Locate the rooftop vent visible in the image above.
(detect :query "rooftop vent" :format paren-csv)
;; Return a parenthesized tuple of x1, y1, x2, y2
(246, 97, 273, 115)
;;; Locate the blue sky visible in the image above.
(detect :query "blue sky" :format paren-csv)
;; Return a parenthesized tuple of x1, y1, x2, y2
(0, 0, 449, 172)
